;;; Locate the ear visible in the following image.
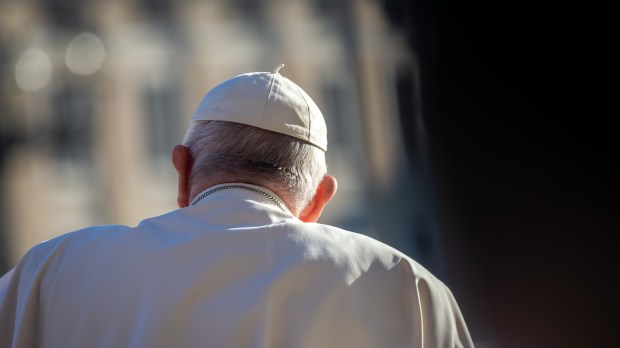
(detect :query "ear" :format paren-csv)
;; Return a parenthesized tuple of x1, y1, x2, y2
(172, 144, 192, 208)
(298, 175, 337, 223)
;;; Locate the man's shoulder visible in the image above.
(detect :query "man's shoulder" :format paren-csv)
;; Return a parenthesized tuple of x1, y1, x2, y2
(42, 206, 190, 246)
(44, 223, 132, 244)
(20, 224, 133, 263)
(287, 221, 443, 284)
(293, 221, 406, 257)
(1, 224, 132, 289)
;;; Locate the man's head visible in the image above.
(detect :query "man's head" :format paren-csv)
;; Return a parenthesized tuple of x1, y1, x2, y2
(172, 66, 337, 222)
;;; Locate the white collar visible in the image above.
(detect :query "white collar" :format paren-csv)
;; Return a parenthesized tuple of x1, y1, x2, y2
(190, 183, 291, 214)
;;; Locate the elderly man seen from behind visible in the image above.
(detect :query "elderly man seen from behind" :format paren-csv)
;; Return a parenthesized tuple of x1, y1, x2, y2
(0, 65, 474, 348)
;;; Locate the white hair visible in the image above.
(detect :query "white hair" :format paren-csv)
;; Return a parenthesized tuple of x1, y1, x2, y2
(182, 120, 327, 214)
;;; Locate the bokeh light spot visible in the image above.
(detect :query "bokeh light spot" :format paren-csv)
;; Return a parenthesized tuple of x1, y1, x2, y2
(15, 48, 53, 92)
(66, 32, 106, 75)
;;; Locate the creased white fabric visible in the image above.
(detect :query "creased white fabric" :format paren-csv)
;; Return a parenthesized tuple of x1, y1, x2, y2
(0, 185, 474, 348)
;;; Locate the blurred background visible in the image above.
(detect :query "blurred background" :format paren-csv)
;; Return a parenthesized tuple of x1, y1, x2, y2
(0, 0, 612, 347)
(0, 0, 435, 268)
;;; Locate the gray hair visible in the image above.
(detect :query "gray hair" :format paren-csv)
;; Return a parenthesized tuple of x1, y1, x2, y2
(182, 120, 327, 214)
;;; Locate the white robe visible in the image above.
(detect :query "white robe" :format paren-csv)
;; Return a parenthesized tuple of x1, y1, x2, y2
(0, 184, 474, 347)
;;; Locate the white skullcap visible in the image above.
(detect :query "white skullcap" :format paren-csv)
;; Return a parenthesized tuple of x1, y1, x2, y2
(191, 64, 328, 151)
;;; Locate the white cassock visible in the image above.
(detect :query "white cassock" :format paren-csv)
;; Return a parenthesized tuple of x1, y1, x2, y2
(0, 183, 474, 348)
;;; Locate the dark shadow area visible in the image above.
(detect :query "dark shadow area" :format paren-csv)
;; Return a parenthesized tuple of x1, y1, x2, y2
(383, 0, 613, 346)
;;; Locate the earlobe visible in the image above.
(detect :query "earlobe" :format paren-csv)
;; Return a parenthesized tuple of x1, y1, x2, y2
(299, 175, 337, 223)
(172, 144, 192, 208)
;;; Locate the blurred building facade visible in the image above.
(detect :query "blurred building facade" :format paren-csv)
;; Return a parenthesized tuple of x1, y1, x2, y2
(0, 0, 443, 278)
